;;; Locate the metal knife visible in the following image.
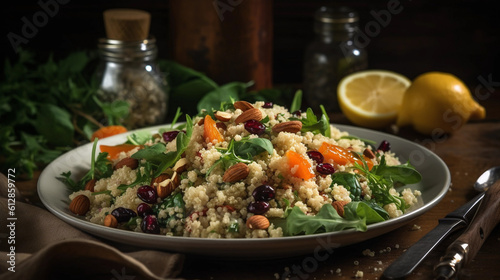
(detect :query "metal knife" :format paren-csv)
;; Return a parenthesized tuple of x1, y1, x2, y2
(382, 192, 485, 279)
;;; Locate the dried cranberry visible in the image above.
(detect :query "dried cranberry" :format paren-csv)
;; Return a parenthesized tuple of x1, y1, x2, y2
(263, 102, 274, 108)
(306, 150, 324, 164)
(377, 140, 391, 152)
(137, 185, 157, 204)
(111, 207, 137, 223)
(137, 203, 153, 217)
(162, 130, 180, 142)
(292, 110, 302, 117)
(141, 215, 160, 234)
(316, 163, 335, 175)
(244, 119, 266, 135)
(252, 185, 275, 202)
(247, 201, 270, 214)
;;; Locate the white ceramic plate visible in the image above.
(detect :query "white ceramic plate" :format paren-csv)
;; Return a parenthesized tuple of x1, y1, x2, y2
(38, 124, 450, 258)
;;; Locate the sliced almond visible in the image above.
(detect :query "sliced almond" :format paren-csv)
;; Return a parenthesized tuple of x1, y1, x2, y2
(332, 200, 349, 217)
(173, 158, 189, 173)
(114, 157, 139, 170)
(156, 180, 175, 199)
(150, 173, 170, 188)
(171, 172, 181, 187)
(246, 215, 270, 229)
(69, 195, 90, 216)
(104, 214, 118, 228)
(234, 108, 263, 124)
(214, 111, 232, 122)
(272, 121, 303, 134)
(222, 162, 250, 182)
(363, 148, 376, 159)
(233, 100, 254, 111)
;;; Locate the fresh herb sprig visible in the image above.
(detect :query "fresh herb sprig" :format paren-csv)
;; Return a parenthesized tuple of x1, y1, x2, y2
(207, 137, 273, 176)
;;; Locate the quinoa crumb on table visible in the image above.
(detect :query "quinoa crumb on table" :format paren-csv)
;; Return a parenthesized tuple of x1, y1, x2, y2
(66, 101, 422, 238)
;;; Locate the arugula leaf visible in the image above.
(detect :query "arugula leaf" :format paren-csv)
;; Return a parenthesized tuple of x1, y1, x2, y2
(359, 200, 389, 220)
(289, 89, 302, 113)
(126, 130, 152, 145)
(370, 156, 422, 185)
(319, 105, 331, 137)
(298, 108, 330, 136)
(344, 201, 386, 224)
(207, 137, 273, 175)
(276, 204, 367, 236)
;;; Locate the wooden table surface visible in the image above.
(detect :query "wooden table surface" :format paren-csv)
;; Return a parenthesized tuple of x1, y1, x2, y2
(18, 94, 500, 280)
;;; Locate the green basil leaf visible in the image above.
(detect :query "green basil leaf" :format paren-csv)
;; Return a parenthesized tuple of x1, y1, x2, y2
(234, 138, 273, 159)
(344, 201, 386, 225)
(371, 157, 422, 185)
(360, 200, 390, 221)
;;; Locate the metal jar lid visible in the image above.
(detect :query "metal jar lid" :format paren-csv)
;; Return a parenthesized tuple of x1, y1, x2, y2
(314, 6, 359, 33)
(97, 37, 157, 62)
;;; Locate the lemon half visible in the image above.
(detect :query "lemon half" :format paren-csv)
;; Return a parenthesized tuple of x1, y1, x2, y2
(338, 70, 411, 129)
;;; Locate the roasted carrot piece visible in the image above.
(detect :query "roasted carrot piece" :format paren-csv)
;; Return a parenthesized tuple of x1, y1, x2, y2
(100, 144, 143, 160)
(319, 142, 373, 170)
(203, 115, 224, 144)
(319, 142, 353, 165)
(91, 125, 128, 141)
(286, 150, 315, 180)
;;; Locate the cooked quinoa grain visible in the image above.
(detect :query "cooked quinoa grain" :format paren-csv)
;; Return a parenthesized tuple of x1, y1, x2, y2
(67, 101, 422, 238)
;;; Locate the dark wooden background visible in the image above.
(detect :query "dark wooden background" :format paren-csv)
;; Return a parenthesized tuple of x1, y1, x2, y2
(1, 0, 499, 91)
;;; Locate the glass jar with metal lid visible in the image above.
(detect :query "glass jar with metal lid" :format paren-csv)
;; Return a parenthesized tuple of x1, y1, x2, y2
(303, 6, 367, 113)
(95, 37, 168, 129)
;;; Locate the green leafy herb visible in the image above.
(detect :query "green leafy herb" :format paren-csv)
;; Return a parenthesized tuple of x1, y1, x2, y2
(207, 137, 273, 175)
(197, 82, 252, 114)
(296, 108, 330, 136)
(274, 204, 367, 236)
(126, 130, 153, 145)
(228, 221, 240, 233)
(331, 172, 362, 201)
(354, 156, 422, 211)
(153, 192, 186, 232)
(289, 90, 303, 113)
(344, 201, 386, 224)
(130, 115, 194, 178)
(319, 105, 331, 137)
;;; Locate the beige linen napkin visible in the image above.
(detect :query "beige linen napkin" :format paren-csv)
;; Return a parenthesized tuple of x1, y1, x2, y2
(0, 173, 185, 280)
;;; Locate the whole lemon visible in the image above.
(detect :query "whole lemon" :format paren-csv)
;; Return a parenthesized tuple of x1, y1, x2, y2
(396, 72, 485, 135)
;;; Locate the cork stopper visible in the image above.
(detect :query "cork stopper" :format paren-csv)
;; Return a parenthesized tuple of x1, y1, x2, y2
(103, 9, 151, 41)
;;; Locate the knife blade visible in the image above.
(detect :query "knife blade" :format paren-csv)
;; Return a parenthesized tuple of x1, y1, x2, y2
(382, 191, 485, 279)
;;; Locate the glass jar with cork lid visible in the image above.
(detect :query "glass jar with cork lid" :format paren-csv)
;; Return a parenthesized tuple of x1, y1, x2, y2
(95, 9, 168, 129)
(303, 6, 367, 113)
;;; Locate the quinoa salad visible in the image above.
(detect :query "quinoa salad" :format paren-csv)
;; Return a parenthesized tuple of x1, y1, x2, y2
(61, 100, 422, 238)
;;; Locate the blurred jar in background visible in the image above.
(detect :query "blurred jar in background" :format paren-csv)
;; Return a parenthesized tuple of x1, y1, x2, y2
(168, 0, 273, 90)
(303, 6, 367, 113)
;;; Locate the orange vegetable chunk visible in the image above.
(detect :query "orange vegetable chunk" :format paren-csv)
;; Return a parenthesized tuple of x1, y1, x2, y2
(100, 144, 143, 160)
(285, 150, 315, 180)
(203, 115, 224, 144)
(91, 125, 128, 141)
(318, 142, 353, 165)
(319, 142, 373, 170)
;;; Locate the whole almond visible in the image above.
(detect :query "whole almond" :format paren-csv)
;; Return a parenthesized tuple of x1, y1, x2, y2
(332, 200, 349, 217)
(114, 157, 139, 170)
(233, 100, 254, 111)
(173, 158, 189, 173)
(272, 121, 303, 134)
(246, 215, 270, 229)
(104, 214, 118, 228)
(84, 178, 96, 192)
(69, 195, 90, 216)
(234, 108, 263, 124)
(214, 111, 232, 122)
(222, 163, 250, 182)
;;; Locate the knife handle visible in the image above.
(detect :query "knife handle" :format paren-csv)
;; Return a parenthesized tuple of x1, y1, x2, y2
(434, 180, 500, 278)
